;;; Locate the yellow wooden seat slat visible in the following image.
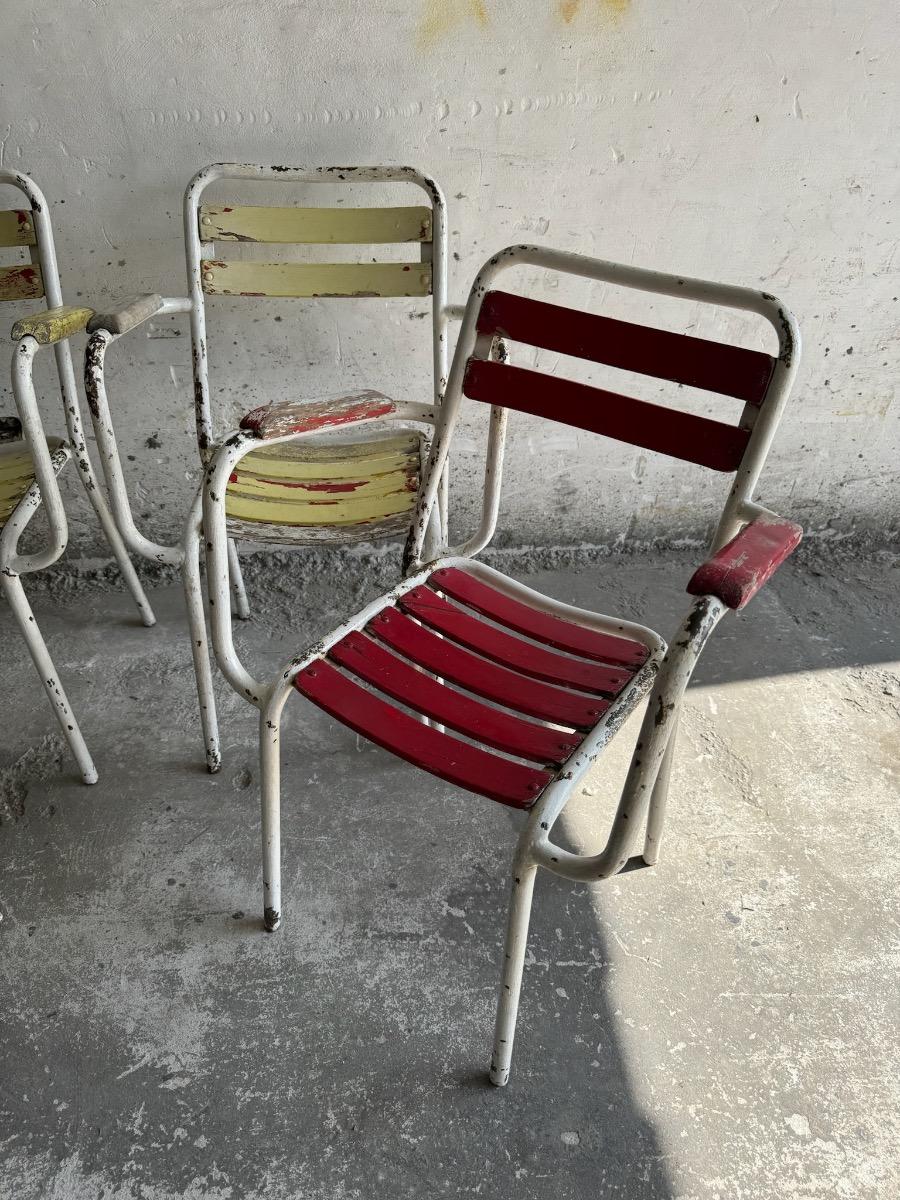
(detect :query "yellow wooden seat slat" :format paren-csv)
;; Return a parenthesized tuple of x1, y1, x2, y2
(199, 205, 433, 245)
(224, 486, 415, 527)
(201, 260, 432, 299)
(239, 434, 419, 482)
(0, 263, 44, 301)
(0, 437, 65, 528)
(228, 465, 415, 503)
(0, 209, 36, 247)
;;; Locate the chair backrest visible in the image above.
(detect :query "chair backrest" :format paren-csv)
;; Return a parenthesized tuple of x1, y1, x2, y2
(408, 245, 799, 566)
(184, 164, 448, 454)
(0, 170, 65, 309)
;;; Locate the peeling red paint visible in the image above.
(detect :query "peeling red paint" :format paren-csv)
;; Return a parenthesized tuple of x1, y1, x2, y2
(240, 391, 396, 439)
(687, 515, 802, 609)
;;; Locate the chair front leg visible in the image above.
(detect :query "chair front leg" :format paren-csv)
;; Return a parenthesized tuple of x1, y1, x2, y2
(259, 683, 293, 932)
(489, 851, 538, 1087)
(0, 569, 97, 785)
(642, 709, 680, 867)
(182, 501, 221, 773)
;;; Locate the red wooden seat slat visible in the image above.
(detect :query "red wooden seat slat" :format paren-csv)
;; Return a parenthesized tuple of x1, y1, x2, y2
(331, 631, 583, 765)
(400, 586, 633, 696)
(476, 290, 775, 406)
(462, 358, 751, 473)
(368, 608, 608, 730)
(294, 659, 553, 809)
(429, 567, 648, 668)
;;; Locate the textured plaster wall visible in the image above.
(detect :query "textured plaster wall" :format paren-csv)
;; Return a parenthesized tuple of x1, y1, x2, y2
(1, 0, 898, 556)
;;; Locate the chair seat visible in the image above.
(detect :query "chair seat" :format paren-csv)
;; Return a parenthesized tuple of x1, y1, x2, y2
(0, 437, 64, 526)
(225, 424, 420, 545)
(293, 564, 654, 809)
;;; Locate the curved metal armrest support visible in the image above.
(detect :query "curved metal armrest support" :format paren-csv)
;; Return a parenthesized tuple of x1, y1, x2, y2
(12, 306, 93, 345)
(688, 510, 802, 610)
(83, 299, 192, 566)
(529, 595, 729, 883)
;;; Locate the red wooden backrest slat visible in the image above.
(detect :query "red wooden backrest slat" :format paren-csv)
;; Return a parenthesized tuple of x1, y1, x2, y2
(462, 358, 751, 473)
(477, 290, 774, 406)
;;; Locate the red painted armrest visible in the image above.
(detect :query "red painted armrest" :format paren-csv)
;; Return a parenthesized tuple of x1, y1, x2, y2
(240, 390, 396, 440)
(687, 514, 802, 610)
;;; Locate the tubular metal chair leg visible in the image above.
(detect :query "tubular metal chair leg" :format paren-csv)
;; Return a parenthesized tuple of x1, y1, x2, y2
(182, 529, 221, 774)
(73, 453, 156, 629)
(1, 571, 98, 785)
(227, 538, 250, 620)
(259, 705, 283, 932)
(643, 712, 680, 866)
(489, 860, 538, 1087)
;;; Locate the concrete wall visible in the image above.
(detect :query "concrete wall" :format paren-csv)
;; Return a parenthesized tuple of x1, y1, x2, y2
(2, 0, 898, 556)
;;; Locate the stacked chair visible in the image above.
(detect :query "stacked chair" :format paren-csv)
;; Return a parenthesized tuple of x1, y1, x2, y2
(84, 164, 452, 773)
(0, 169, 153, 782)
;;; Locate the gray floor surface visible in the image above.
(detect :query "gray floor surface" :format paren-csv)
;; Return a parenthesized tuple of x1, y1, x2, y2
(1, 546, 898, 1199)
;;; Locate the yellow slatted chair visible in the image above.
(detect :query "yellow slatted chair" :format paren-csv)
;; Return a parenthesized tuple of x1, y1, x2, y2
(84, 164, 454, 772)
(0, 170, 154, 783)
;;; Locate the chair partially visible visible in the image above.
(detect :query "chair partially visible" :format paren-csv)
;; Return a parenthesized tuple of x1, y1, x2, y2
(201, 243, 803, 1084)
(0, 169, 154, 782)
(84, 163, 452, 772)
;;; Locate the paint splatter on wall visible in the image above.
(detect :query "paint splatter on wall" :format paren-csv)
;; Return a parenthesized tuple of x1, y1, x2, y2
(559, 0, 631, 21)
(418, 1, 489, 48)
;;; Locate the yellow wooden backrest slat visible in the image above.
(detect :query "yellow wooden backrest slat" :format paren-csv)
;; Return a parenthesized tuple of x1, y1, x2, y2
(202, 260, 432, 299)
(0, 210, 36, 247)
(0, 263, 44, 301)
(199, 205, 432, 245)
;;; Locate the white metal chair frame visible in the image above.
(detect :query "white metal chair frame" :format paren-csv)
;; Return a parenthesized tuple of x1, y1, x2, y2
(0, 169, 154, 783)
(84, 164, 453, 774)
(198, 243, 803, 1084)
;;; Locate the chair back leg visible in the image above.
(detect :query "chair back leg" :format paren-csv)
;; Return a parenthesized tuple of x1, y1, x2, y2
(227, 538, 250, 619)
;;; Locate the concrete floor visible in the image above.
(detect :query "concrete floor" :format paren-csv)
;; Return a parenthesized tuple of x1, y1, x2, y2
(0, 545, 898, 1199)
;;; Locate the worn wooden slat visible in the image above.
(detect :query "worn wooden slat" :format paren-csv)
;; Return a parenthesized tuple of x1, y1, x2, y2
(224, 485, 415, 527)
(201, 260, 432, 298)
(463, 358, 751, 473)
(240, 391, 396, 438)
(226, 509, 412, 546)
(0, 210, 36, 247)
(430, 567, 649, 668)
(368, 609, 609, 731)
(229, 464, 416, 502)
(477, 290, 775, 406)
(400, 586, 633, 696)
(12, 305, 93, 344)
(331, 631, 583, 766)
(239, 434, 418, 481)
(199, 204, 433, 244)
(0, 263, 44, 301)
(294, 659, 552, 808)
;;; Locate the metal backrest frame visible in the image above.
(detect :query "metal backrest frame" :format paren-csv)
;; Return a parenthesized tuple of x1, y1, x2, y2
(406, 244, 800, 570)
(184, 163, 449, 458)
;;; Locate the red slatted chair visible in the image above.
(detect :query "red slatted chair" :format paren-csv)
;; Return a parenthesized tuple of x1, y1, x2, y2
(200, 245, 803, 1085)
